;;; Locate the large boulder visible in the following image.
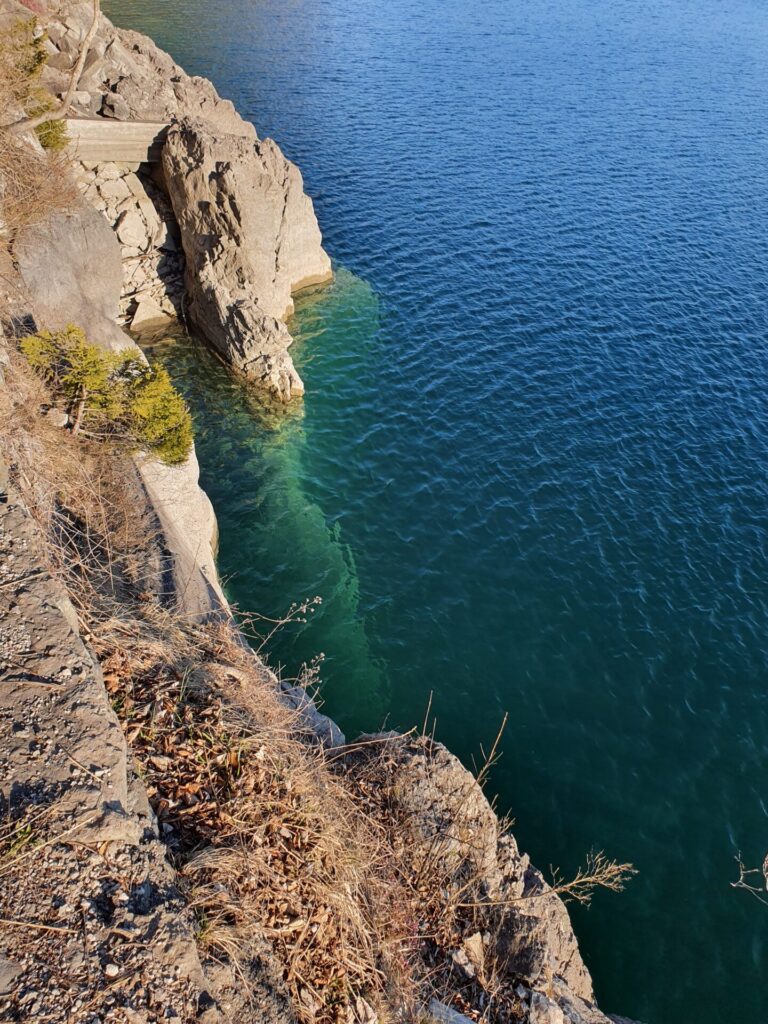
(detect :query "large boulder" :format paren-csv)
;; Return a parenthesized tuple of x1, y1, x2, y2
(347, 735, 612, 1023)
(14, 198, 129, 352)
(162, 118, 332, 401)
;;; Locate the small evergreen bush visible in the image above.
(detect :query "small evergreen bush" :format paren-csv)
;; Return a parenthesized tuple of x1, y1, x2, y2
(33, 101, 70, 151)
(20, 325, 193, 466)
(126, 362, 195, 466)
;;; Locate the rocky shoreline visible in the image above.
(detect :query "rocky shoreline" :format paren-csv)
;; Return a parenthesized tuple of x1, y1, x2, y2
(0, 3, 635, 1022)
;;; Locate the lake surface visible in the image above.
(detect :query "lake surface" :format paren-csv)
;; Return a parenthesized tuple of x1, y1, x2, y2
(105, 1, 768, 1020)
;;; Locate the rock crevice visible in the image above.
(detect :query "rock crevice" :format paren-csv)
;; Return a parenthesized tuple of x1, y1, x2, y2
(161, 117, 331, 400)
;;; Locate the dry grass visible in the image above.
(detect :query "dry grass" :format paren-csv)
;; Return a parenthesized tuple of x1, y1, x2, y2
(0, 17, 79, 265)
(1, 349, 635, 1024)
(0, 350, 416, 1023)
(0, 131, 78, 239)
(92, 614, 416, 1024)
(0, 345, 162, 615)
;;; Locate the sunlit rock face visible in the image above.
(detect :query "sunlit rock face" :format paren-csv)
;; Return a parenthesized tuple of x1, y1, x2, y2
(162, 118, 331, 401)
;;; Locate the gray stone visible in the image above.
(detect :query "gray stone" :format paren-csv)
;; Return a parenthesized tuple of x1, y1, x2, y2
(101, 92, 131, 120)
(95, 162, 123, 181)
(427, 1001, 474, 1024)
(163, 119, 332, 401)
(15, 199, 129, 354)
(115, 208, 148, 249)
(97, 177, 131, 203)
(131, 295, 172, 330)
(279, 683, 345, 747)
(0, 958, 21, 997)
(46, 408, 70, 428)
(530, 993, 567, 1024)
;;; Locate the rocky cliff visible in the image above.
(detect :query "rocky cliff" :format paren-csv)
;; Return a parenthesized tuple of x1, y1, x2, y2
(0, 3, 635, 1023)
(30, 0, 332, 401)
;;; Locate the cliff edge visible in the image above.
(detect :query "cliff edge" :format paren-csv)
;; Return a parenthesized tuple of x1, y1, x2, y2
(0, 3, 635, 1023)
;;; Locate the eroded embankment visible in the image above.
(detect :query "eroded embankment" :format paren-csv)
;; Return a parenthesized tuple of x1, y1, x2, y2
(0, 2, 634, 1022)
(0, 347, 627, 1024)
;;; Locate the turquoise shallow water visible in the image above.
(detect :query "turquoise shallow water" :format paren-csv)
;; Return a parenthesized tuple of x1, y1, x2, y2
(107, 2, 768, 1021)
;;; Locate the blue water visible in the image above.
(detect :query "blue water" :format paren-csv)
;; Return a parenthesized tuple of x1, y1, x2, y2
(106, 2, 768, 1021)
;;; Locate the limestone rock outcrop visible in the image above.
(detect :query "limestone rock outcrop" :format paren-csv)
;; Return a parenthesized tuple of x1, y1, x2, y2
(14, 198, 129, 353)
(348, 735, 617, 1024)
(39, 0, 253, 137)
(75, 159, 184, 321)
(34, 0, 333, 401)
(162, 118, 332, 401)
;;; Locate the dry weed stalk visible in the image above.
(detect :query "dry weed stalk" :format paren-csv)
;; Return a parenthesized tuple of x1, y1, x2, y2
(731, 852, 768, 907)
(0, 132, 77, 238)
(5, 0, 101, 137)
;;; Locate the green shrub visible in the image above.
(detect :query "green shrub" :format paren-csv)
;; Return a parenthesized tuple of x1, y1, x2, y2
(33, 106, 70, 151)
(127, 363, 194, 466)
(20, 325, 193, 466)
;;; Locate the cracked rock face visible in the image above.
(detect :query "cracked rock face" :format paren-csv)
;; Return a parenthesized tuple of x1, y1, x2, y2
(349, 736, 617, 1024)
(37, 0, 253, 137)
(162, 118, 332, 402)
(32, 0, 333, 403)
(75, 160, 184, 322)
(14, 198, 129, 354)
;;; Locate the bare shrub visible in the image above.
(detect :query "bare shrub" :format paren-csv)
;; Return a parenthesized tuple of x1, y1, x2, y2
(731, 852, 768, 906)
(0, 17, 79, 260)
(0, 131, 77, 238)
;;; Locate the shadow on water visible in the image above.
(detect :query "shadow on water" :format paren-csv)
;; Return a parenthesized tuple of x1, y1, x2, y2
(138, 268, 390, 730)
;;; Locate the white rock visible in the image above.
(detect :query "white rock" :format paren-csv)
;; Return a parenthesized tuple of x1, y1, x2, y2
(124, 172, 149, 202)
(46, 408, 69, 428)
(162, 118, 332, 401)
(131, 295, 172, 330)
(98, 177, 131, 203)
(115, 209, 147, 249)
(529, 993, 566, 1024)
(96, 163, 123, 182)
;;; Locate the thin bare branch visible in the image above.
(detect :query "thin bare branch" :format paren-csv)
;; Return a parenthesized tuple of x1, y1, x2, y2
(8, 0, 100, 136)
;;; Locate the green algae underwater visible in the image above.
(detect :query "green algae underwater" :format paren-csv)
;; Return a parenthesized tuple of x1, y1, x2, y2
(139, 269, 391, 733)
